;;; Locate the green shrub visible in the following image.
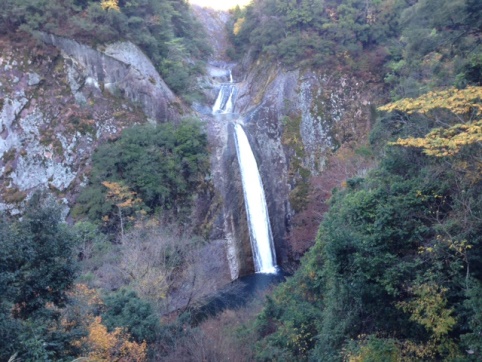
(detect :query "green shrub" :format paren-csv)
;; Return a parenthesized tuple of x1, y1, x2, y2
(102, 289, 160, 344)
(74, 119, 210, 231)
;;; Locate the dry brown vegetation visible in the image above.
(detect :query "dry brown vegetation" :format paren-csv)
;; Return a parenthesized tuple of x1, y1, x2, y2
(287, 145, 375, 261)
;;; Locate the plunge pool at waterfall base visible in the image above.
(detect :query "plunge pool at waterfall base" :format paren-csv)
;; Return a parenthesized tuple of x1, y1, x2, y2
(188, 269, 287, 325)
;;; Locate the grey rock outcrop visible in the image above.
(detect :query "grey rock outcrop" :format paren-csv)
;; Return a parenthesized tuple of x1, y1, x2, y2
(41, 34, 184, 122)
(0, 34, 182, 213)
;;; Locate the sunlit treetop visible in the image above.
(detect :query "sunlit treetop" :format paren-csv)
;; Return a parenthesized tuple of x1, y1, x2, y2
(378, 86, 482, 158)
(378, 86, 482, 117)
(101, 0, 120, 11)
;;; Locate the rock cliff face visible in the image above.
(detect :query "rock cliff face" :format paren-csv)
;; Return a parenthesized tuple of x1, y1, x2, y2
(232, 60, 378, 268)
(0, 34, 184, 213)
(41, 34, 184, 122)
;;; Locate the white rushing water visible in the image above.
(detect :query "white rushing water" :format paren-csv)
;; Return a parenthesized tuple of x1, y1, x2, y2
(234, 123, 277, 273)
(212, 70, 236, 114)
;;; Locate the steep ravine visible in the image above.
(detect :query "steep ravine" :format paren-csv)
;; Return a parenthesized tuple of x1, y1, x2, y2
(1, 5, 382, 280)
(193, 6, 381, 272)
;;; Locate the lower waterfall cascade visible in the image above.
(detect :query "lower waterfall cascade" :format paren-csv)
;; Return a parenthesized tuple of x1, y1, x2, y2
(233, 123, 278, 273)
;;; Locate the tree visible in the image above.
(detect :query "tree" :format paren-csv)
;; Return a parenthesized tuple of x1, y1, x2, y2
(379, 86, 482, 171)
(229, 0, 405, 67)
(254, 105, 482, 360)
(389, 120, 482, 157)
(0, 193, 75, 319)
(102, 290, 160, 344)
(83, 316, 147, 362)
(397, 283, 458, 359)
(102, 181, 144, 238)
(385, 0, 482, 99)
(378, 86, 482, 118)
(0, 193, 77, 360)
(100, 0, 120, 12)
(73, 220, 108, 262)
(75, 120, 210, 232)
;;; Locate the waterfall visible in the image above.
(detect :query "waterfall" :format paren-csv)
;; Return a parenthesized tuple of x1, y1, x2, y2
(211, 67, 277, 274)
(234, 124, 277, 274)
(224, 86, 235, 114)
(212, 70, 236, 114)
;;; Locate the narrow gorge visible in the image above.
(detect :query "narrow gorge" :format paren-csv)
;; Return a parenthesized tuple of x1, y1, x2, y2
(2, 1, 481, 361)
(192, 5, 377, 277)
(0, 4, 377, 279)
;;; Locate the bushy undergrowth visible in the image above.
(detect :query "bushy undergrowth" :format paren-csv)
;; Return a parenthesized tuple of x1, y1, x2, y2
(73, 118, 210, 233)
(253, 105, 482, 361)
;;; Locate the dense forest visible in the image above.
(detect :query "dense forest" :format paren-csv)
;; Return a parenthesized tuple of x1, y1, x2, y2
(1, 0, 482, 361)
(254, 89, 482, 360)
(229, 0, 482, 360)
(229, 0, 482, 98)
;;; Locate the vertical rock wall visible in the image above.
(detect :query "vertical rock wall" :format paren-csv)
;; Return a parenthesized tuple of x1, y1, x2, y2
(233, 60, 377, 268)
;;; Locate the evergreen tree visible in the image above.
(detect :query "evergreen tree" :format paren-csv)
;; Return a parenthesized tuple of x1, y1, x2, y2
(0, 193, 77, 360)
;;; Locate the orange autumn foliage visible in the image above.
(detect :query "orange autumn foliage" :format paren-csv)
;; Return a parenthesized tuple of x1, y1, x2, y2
(84, 316, 147, 362)
(102, 181, 143, 210)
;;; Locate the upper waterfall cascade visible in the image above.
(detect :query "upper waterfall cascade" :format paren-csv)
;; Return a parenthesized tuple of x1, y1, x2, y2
(211, 67, 278, 274)
(212, 70, 236, 114)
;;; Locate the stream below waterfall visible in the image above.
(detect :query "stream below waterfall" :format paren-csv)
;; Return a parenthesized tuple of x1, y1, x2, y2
(189, 271, 285, 325)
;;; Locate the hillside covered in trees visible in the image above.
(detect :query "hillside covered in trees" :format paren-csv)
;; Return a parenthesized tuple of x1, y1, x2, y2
(1, 0, 481, 361)
(231, 0, 482, 360)
(229, 0, 481, 98)
(254, 87, 482, 360)
(1, 0, 211, 97)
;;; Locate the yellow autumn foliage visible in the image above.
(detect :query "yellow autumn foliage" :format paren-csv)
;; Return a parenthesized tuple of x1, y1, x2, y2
(101, 0, 120, 11)
(378, 86, 482, 116)
(390, 120, 482, 157)
(393, 283, 460, 359)
(347, 340, 400, 362)
(67, 286, 151, 361)
(233, 17, 245, 36)
(378, 86, 482, 158)
(398, 283, 456, 338)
